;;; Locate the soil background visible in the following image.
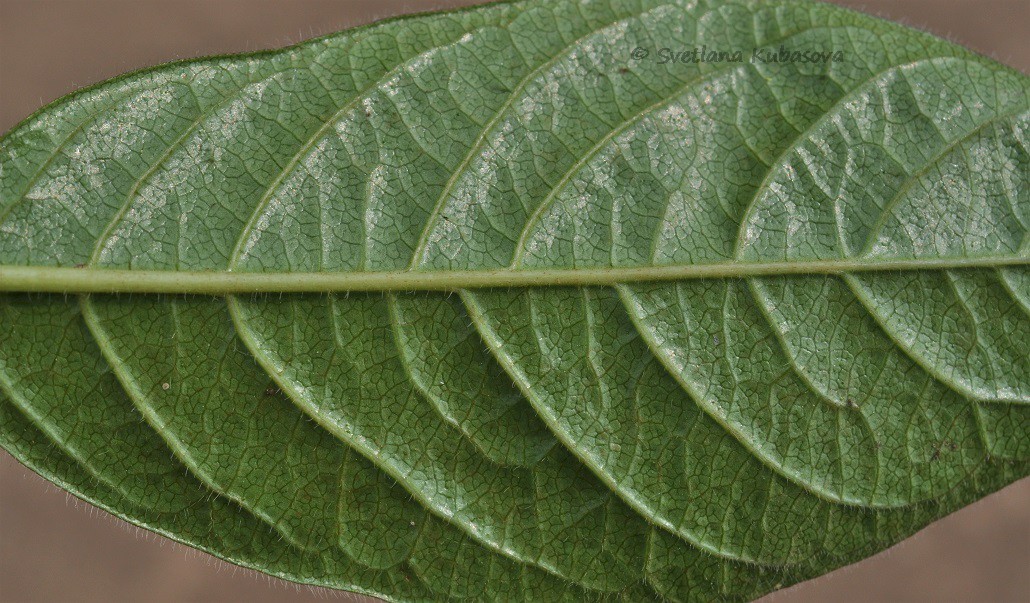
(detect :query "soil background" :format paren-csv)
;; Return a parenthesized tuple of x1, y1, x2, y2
(1, 1, 1028, 601)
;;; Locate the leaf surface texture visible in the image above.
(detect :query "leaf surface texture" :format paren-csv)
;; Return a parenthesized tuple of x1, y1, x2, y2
(0, 0, 1027, 600)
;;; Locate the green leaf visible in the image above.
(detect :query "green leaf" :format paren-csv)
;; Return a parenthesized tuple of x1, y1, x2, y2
(0, 0, 1026, 600)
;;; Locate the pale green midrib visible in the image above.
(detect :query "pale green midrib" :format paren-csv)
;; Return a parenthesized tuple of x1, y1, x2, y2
(1, 255, 1025, 294)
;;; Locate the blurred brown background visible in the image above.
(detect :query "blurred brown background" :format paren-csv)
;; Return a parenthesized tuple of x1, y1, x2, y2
(1, 1, 1028, 601)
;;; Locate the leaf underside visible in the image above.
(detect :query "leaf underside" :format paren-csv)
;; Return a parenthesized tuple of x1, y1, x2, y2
(0, 0, 1027, 601)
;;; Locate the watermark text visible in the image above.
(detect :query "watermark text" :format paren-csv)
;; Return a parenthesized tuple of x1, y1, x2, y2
(629, 45, 845, 64)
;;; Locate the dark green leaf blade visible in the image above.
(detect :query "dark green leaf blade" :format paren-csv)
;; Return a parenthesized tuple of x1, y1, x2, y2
(1, 0, 1026, 601)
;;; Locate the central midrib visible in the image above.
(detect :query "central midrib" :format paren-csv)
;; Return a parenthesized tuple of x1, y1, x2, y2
(0, 255, 1024, 294)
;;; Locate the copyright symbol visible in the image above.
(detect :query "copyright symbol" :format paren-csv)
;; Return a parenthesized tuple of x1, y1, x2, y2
(630, 47, 649, 60)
